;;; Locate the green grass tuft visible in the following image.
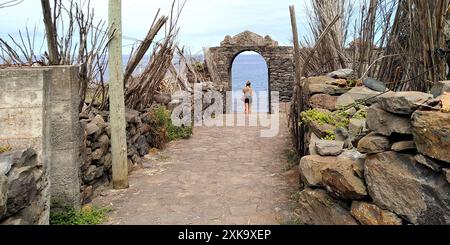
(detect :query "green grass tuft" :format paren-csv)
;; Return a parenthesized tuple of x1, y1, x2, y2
(50, 206, 112, 225)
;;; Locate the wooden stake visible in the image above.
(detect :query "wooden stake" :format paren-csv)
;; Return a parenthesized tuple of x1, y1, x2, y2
(289, 5, 302, 84)
(40, 0, 58, 65)
(109, 0, 129, 189)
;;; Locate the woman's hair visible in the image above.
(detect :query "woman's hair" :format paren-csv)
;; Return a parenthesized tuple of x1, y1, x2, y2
(246, 81, 251, 87)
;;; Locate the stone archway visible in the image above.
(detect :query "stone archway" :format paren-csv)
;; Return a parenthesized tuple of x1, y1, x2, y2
(205, 31, 295, 107)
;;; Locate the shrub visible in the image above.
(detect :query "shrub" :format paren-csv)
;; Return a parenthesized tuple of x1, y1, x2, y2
(50, 206, 112, 225)
(148, 106, 193, 148)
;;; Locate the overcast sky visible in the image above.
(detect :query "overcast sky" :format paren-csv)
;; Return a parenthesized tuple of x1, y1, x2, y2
(0, 0, 312, 54)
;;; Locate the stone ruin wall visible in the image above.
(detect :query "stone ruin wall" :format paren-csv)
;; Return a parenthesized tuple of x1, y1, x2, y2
(294, 70, 450, 225)
(0, 67, 81, 224)
(205, 31, 295, 104)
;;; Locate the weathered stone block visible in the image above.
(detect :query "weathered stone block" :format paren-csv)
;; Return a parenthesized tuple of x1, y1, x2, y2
(391, 141, 416, 152)
(367, 105, 412, 136)
(377, 91, 433, 115)
(430, 81, 450, 98)
(309, 94, 338, 111)
(412, 110, 450, 163)
(365, 151, 450, 225)
(357, 133, 391, 154)
(321, 159, 368, 200)
(297, 188, 358, 225)
(315, 140, 344, 156)
(336, 87, 381, 108)
(351, 201, 402, 225)
(6, 167, 37, 217)
(299, 155, 337, 187)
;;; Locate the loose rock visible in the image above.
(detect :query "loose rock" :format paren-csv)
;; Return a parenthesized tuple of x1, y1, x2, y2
(377, 91, 433, 115)
(349, 119, 366, 137)
(310, 94, 338, 111)
(363, 77, 387, 92)
(315, 140, 344, 156)
(430, 81, 450, 98)
(351, 201, 402, 225)
(365, 151, 450, 225)
(327, 69, 355, 79)
(297, 188, 358, 225)
(125, 108, 141, 123)
(391, 141, 416, 152)
(336, 87, 381, 108)
(84, 165, 97, 183)
(6, 167, 37, 217)
(85, 122, 100, 136)
(367, 105, 412, 136)
(338, 149, 366, 178)
(321, 159, 368, 200)
(357, 133, 391, 154)
(299, 155, 337, 187)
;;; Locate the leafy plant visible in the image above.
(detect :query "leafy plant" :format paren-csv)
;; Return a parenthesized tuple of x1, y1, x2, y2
(149, 106, 193, 148)
(300, 108, 350, 130)
(168, 124, 192, 141)
(50, 206, 112, 225)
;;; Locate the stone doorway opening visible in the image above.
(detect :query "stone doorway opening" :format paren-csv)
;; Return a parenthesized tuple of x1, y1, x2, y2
(231, 51, 269, 113)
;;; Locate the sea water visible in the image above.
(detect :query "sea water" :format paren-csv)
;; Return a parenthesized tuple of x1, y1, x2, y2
(231, 53, 269, 113)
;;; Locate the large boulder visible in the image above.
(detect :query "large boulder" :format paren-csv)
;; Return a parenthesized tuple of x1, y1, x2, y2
(6, 167, 37, 218)
(321, 159, 368, 200)
(367, 105, 412, 136)
(297, 188, 358, 225)
(357, 133, 391, 154)
(315, 140, 344, 156)
(336, 87, 381, 108)
(0, 175, 7, 218)
(351, 201, 402, 225)
(430, 81, 450, 98)
(363, 77, 387, 92)
(377, 92, 433, 115)
(299, 155, 337, 187)
(310, 94, 338, 111)
(412, 111, 450, 163)
(365, 151, 450, 225)
(327, 69, 355, 79)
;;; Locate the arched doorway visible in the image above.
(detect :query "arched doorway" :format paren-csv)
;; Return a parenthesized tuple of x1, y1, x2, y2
(231, 51, 269, 113)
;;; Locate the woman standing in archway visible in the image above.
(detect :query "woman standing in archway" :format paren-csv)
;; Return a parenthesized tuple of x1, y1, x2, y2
(243, 81, 254, 114)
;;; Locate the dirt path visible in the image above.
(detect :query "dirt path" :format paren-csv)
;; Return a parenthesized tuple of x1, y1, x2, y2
(94, 113, 299, 225)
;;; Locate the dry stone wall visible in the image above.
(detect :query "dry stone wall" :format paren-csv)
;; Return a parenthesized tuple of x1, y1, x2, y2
(295, 72, 450, 225)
